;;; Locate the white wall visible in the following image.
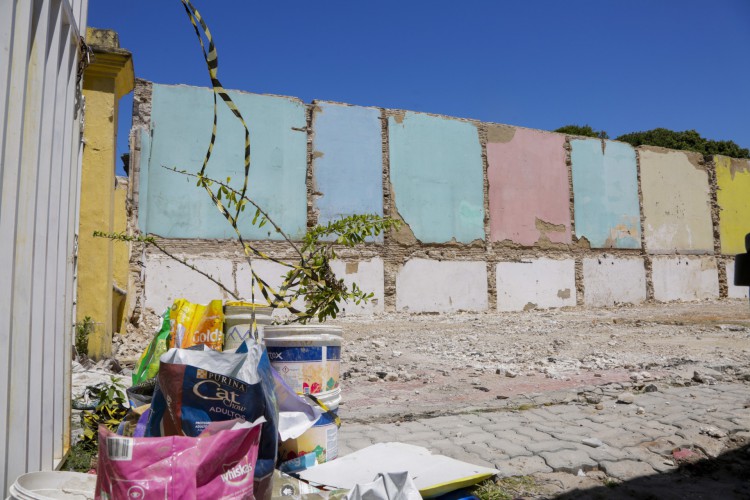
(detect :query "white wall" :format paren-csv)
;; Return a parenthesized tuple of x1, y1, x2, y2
(144, 254, 235, 313)
(396, 259, 488, 312)
(497, 258, 576, 311)
(583, 256, 646, 307)
(652, 256, 719, 302)
(330, 258, 385, 315)
(0, 0, 87, 492)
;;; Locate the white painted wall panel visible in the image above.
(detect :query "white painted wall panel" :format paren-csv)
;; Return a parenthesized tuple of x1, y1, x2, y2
(583, 256, 646, 307)
(330, 258, 385, 315)
(652, 256, 719, 302)
(497, 258, 576, 311)
(396, 259, 488, 313)
(143, 255, 235, 313)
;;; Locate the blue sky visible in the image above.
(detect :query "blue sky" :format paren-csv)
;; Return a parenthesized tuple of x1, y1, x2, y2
(88, 1, 750, 176)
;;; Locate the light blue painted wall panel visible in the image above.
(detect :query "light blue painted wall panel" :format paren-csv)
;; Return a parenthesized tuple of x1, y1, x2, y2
(571, 139, 641, 248)
(388, 112, 484, 243)
(137, 128, 151, 233)
(144, 84, 307, 239)
(312, 102, 383, 225)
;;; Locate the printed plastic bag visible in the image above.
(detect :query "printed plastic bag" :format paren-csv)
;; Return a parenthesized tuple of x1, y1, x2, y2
(96, 418, 264, 499)
(169, 298, 224, 351)
(132, 309, 171, 385)
(147, 343, 280, 500)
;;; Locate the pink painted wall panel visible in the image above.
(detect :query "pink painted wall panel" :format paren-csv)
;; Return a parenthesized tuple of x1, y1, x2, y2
(487, 128, 571, 245)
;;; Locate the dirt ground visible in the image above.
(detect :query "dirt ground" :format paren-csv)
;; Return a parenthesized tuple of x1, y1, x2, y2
(115, 299, 750, 421)
(329, 300, 750, 421)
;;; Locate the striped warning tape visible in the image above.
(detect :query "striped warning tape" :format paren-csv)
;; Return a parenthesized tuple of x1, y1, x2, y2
(178, 0, 312, 324)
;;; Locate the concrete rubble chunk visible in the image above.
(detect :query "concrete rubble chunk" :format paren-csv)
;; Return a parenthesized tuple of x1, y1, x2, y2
(617, 392, 635, 404)
(582, 437, 603, 448)
(699, 426, 727, 438)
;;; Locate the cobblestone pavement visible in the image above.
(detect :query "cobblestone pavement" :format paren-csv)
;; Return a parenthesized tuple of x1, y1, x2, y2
(338, 381, 750, 498)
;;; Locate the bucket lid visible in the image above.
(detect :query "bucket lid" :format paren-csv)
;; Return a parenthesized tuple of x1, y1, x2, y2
(12, 471, 96, 499)
(224, 302, 274, 316)
(263, 324, 342, 337)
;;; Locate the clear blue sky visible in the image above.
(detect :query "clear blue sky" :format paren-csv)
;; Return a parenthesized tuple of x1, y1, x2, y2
(89, 1, 750, 176)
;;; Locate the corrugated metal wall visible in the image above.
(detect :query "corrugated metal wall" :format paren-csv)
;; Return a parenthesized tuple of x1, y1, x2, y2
(0, 0, 88, 492)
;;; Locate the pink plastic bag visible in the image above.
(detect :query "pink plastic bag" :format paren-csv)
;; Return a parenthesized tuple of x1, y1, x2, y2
(96, 418, 263, 499)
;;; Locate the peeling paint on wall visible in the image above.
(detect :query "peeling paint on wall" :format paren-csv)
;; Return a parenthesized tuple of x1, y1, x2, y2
(496, 258, 576, 311)
(143, 83, 308, 239)
(312, 102, 383, 229)
(640, 148, 713, 254)
(715, 155, 750, 255)
(487, 128, 570, 246)
(388, 112, 484, 243)
(571, 139, 641, 249)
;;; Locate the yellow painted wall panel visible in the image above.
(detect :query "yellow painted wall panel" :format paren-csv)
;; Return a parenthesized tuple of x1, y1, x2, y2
(716, 155, 750, 255)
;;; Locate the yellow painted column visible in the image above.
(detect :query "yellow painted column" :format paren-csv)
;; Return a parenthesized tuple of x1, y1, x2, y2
(77, 28, 134, 360)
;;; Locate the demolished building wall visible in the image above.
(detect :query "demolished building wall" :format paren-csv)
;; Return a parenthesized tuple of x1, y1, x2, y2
(126, 79, 750, 318)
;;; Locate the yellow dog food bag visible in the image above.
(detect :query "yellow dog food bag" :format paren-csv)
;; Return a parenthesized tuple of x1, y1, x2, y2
(169, 298, 224, 351)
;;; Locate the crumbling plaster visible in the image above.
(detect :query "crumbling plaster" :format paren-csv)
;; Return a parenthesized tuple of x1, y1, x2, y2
(126, 80, 749, 318)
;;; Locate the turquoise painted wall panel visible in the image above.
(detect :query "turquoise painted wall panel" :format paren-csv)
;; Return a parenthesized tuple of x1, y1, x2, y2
(138, 128, 151, 233)
(144, 84, 307, 239)
(388, 112, 484, 243)
(571, 139, 641, 248)
(312, 102, 383, 226)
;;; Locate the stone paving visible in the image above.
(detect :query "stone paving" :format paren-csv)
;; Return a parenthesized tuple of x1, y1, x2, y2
(338, 381, 750, 490)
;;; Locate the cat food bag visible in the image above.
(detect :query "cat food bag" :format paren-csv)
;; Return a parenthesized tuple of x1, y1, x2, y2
(169, 298, 224, 351)
(147, 344, 279, 500)
(96, 418, 264, 499)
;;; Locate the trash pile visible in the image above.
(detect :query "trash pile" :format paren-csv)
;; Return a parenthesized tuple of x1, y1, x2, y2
(60, 298, 498, 500)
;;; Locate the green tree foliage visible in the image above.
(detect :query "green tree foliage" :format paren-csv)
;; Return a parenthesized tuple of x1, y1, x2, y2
(616, 128, 749, 159)
(554, 124, 609, 139)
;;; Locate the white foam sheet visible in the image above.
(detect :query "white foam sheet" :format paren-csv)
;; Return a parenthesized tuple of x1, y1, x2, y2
(298, 442, 498, 493)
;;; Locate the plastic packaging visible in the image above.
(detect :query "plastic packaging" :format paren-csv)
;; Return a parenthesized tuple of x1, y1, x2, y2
(132, 309, 171, 385)
(169, 298, 224, 351)
(96, 418, 264, 500)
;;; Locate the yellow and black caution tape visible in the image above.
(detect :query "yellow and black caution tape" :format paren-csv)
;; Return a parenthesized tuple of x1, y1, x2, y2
(306, 394, 342, 428)
(178, 0, 314, 328)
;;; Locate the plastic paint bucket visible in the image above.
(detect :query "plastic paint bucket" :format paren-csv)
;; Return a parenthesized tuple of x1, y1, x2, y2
(279, 406, 339, 464)
(223, 302, 274, 350)
(263, 325, 342, 401)
(8, 471, 96, 499)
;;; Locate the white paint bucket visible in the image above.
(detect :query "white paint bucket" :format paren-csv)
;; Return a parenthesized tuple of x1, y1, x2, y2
(8, 471, 96, 499)
(263, 325, 342, 402)
(222, 302, 274, 350)
(280, 403, 339, 464)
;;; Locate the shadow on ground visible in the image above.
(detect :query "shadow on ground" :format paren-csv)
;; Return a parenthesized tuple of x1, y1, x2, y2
(556, 443, 750, 499)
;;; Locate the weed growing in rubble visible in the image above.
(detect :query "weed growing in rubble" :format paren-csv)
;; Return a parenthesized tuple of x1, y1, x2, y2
(79, 376, 128, 449)
(74, 316, 94, 357)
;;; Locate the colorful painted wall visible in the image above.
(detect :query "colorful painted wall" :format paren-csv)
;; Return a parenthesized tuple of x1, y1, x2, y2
(128, 80, 750, 316)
